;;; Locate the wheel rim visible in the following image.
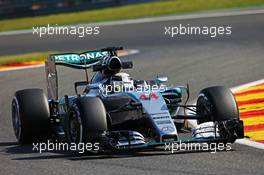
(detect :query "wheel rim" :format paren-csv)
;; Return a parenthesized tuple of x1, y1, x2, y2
(69, 105, 83, 143)
(11, 98, 21, 141)
(197, 94, 213, 123)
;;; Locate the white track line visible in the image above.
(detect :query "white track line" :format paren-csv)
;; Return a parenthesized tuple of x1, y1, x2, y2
(1, 8, 264, 36)
(0, 49, 139, 72)
(231, 79, 264, 93)
(236, 139, 264, 150)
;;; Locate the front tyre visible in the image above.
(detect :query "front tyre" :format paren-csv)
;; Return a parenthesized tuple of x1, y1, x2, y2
(66, 97, 107, 144)
(197, 86, 239, 123)
(196, 86, 244, 142)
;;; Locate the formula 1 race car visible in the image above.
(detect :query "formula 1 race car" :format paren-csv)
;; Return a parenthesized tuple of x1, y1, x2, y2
(11, 47, 244, 152)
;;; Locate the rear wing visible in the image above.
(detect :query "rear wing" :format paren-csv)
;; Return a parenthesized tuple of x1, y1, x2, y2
(45, 47, 122, 100)
(49, 50, 110, 69)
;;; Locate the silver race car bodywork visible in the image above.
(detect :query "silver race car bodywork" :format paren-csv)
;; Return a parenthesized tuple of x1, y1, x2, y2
(11, 47, 244, 151)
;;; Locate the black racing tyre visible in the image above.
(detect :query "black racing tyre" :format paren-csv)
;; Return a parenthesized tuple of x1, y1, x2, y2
(66, 97, 107, 143)
(11, 89, 50, 144)
(197, 86, 239, 123)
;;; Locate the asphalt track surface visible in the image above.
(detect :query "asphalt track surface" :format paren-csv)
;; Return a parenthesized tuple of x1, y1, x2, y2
(0, 10, 264, 175)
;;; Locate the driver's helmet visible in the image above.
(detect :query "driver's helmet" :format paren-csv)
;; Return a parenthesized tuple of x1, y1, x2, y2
(111, 72, 134, 91)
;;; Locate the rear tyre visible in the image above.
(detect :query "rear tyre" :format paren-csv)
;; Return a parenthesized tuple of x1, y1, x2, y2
(66, 97, 107, 144)
(197, 86, 239, 123)
(11, 89, 50, 144)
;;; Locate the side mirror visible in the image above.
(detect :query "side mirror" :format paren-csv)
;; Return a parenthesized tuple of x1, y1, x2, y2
(74, 81, 88, 94)
(156, 76, 168, 83)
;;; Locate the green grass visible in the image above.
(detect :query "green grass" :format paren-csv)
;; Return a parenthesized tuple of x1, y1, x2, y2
(1, 0, 264, 65)
(1, 0, 264, 32)
(0, 52, 55, 65)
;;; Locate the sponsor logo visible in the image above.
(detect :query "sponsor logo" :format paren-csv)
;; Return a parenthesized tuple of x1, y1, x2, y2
(150, 112, 168, 116)
(54, 54, 79, 62)
(161, 126, 175, 133)
(48, 73, 56, 79)
(153, 115, 170, 120)
(54, 51, 109, 64)
(139, 93, 159, 100)
(156, 120, 172, 125)
(80, 51, 108, 60)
